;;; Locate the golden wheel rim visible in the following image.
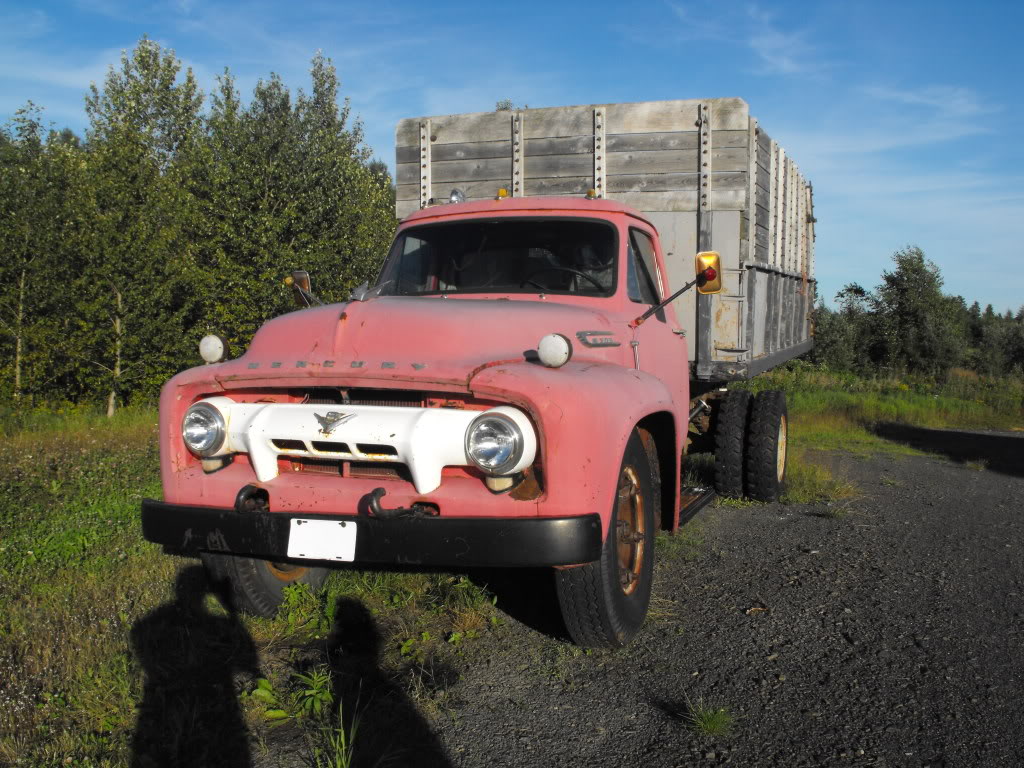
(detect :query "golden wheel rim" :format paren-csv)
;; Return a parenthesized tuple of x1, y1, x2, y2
(265, 561, 309, 583)
(615, 466, 646, 596)
(777, 414, 788, 483)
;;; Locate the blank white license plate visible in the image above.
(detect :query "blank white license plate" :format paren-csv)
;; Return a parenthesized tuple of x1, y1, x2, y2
(287, 518, 357, 561)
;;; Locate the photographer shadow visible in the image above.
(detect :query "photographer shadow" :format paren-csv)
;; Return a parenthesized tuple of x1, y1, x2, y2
(130, 565, 259, 768)
(327, 597, 454, 768)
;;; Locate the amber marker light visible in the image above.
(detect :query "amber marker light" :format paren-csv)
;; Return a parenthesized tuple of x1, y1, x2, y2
(496, 188, 509, 199)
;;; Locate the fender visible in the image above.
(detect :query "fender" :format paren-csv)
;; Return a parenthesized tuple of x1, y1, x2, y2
(470, 360, 685, 534)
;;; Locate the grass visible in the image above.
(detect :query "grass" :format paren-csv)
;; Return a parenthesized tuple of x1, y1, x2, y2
(0, 406, 497, 766)
(686, 698, 735, 739)
(741, 364, 1024, 456)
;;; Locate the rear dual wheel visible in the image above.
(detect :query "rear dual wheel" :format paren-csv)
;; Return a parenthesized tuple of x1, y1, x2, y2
(713, 389, 788, 502)
(555, 429, 657, 648)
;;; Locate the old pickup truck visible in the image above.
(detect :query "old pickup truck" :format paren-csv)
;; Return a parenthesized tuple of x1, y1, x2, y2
(141, 98, 815, 647)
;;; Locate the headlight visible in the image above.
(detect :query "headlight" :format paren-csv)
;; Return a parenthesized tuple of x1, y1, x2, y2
(465, 412, 524, 475)
(182, 402, 226, 457)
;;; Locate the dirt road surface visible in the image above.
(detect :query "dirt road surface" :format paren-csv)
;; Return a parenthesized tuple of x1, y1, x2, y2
(261, 433, 1024, 768)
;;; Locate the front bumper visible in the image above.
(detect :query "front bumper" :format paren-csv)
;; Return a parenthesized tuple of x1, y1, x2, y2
(141, 499, 602, 568)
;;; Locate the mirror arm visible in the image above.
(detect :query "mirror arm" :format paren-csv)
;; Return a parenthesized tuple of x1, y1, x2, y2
(630, 273, 708, 328)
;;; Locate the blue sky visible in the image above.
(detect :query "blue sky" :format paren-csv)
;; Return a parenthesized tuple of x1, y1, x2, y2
(2, 0, 1021, 312)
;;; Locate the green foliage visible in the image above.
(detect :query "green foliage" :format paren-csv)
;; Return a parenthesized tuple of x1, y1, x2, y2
(813, 246, 1024, 379)
(0, 39, 396, 412)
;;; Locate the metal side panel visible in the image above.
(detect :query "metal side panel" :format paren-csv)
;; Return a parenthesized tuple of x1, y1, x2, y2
(646, 211, 698, 361)
(710, 211, 743, 363)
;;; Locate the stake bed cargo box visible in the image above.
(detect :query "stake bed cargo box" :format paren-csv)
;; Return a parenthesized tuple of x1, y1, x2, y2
(396, 98, 815, 381)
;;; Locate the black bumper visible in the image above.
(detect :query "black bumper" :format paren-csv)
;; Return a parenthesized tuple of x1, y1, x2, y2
(141, 499, 603, 568)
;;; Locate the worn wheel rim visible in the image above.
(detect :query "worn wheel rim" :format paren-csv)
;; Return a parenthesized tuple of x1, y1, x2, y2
(266, 561, 309, 583)
(616, 466, 646, 596)
(777, 414, 788, 483)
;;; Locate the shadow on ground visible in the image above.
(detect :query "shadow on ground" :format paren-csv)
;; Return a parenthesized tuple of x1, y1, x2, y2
(130, 566, 259, 768)
(327, 597, 454, 767)
(872, 422, 1024, 478)
(467, 567, 570, 641)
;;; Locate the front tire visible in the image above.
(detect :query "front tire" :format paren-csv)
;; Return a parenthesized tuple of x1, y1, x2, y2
(201, 553, 329, 617)
(745, 390, 788, 502)
(555, 429, 657, 648)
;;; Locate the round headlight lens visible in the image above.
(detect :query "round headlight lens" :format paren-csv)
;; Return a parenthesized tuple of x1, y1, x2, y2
(182, 402, 226, 457)
(465, 413, 523, 475)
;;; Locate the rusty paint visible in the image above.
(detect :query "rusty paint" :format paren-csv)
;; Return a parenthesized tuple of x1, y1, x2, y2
(509, 466, 544, 501)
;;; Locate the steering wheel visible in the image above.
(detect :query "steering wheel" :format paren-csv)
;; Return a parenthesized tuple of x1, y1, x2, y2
(520, 267, 605, 292)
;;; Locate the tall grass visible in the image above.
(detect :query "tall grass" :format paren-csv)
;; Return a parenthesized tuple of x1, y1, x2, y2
(742, 363, 1024, 454)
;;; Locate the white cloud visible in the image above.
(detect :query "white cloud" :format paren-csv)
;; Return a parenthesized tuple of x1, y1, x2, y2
(746, 7, 821, 76)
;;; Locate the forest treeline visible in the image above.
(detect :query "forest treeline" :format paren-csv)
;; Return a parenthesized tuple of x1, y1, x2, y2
(810, 247, 1024, 378)
(2, 38, 1020, 415)
(0, 38, 396, 415)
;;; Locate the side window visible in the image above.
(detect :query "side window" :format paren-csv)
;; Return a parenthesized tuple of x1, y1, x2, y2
(626, 229, 661, 305)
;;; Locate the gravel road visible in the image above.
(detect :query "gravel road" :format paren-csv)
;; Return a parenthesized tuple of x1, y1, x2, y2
(259, 433, 1024, 768)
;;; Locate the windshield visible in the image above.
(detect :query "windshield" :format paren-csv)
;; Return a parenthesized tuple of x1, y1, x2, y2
(375, 218, 617, 297)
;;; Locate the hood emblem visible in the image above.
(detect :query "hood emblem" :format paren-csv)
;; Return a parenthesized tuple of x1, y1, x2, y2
(314, 411, 355, 436)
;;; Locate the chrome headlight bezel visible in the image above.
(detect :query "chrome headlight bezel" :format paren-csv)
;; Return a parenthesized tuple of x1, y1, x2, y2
(464, 412, 525, 476)
(181, 401, 226, 457)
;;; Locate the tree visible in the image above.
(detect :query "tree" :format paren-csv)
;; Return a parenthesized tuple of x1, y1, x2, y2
(82, 37, 204, 415)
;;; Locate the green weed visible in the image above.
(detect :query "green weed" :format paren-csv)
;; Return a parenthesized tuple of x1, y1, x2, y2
(686, 698, 735, 739)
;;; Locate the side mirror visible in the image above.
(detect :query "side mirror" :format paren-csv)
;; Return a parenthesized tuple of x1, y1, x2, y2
(285, 270, 313, 307)
(350, 281, 370, 302)
(695, 252, 723, 294)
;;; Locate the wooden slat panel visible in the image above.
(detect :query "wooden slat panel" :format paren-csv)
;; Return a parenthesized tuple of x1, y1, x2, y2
(769, 142, 780, 268)
(523, 177, 592, 195)
(397, 140, 508, 164)
(525, 136, 594, 156)
(745, 117, 758, 268)
(602, 130, 748, 152)
(607, 98, 748, 133)
(398, 156, 518, 185)
(397, 112, 512, 146)
(606, 147, 747, 175)
(607, 171, 747, 193)
(754, 224, 770, 253)
(756, 165, 770, 192)
(522, 105, 595, 139)
(755, 202, 770, 230)
(399, 174, 751, 202)
(614, 189, 746, 212)
(755, 187, 770, 217)
(397, 179, 516, 202)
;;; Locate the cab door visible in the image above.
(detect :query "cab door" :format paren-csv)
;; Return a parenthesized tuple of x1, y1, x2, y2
(626, 226, 688, 401)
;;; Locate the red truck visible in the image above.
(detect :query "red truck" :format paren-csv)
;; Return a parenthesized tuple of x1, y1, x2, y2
(142, 99, 815, 647)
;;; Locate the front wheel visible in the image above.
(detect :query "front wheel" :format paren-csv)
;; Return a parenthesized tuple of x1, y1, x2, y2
(201, 553, 329, 617)
(555, 429, 657, 648)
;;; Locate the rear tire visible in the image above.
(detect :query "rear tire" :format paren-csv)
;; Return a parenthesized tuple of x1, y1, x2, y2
(745, 390, 788, 502)
(714, 390, 752, 498)
(555, 429, 656, 648)
(200, 553, 329, 617)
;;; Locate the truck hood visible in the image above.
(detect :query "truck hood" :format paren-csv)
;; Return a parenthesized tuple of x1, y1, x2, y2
(226, 296, 623, 388)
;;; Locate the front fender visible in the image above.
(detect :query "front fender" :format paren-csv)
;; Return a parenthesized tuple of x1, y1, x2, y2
(470, 361, 683, 533)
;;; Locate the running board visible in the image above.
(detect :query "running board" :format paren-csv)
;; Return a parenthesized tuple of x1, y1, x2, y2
(679, 486, 716, 526)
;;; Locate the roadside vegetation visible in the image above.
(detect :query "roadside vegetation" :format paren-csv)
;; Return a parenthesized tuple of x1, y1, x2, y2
(0, 409, 500, 766)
